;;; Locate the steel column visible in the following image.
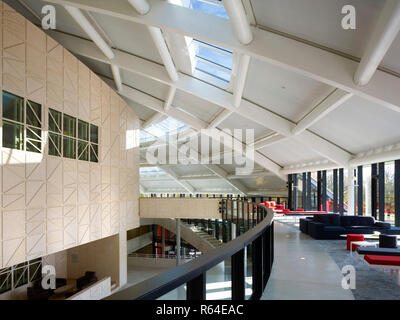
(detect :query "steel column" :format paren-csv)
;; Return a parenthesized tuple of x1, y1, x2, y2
(252, 236, 263, 299)
(288, 174, 293, 211)
(371, 163, 378, 219)
(357, 166, 363, 215)
(333, 169, 338, 213)
(302, 172, 307, 210)
(339, 168, 344, 215)
(379, 162, 385, 221)
(307, 172, 312, 211)
(395, 160, 400, 227)
(322, 170, 327, 211)
(186, 273, 205, 300)
(317, 171, 322, 210)
(231, 248, 245, 300)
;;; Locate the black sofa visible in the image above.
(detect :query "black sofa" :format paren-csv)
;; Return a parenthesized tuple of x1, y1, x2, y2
(27, 277, 67, 300)
(300, 214, 400, 239)
(76, 271, 97, 291)
(356, 247, 400, 256)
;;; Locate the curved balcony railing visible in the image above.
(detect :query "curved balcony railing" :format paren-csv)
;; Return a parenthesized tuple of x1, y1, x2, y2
(106, 201, 274, 300)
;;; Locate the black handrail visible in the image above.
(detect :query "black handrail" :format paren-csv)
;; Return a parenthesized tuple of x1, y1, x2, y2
(106, 202, 274, 300)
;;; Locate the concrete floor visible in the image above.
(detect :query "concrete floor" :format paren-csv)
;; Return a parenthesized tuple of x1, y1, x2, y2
(261, 221, 354, 300)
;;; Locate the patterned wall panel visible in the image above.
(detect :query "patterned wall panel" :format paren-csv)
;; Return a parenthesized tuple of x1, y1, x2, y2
(0, 3, 139, 268)
(26, 21, 45, 105)
(3, 4, 25, 96)
(63, 49, 78, 117)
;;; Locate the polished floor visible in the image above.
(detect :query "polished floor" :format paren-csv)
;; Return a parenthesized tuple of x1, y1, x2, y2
(261, 220, 354, 300)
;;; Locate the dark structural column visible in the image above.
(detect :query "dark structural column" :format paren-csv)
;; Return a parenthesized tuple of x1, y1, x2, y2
(333, 169, 338, 213)
(317, 171, 322, 210)
(288, 174, 293, 210)
(322, 170, 327, 211)
(371, 164, 378, 219)
(395, 160, 400, 227)
(307, 172, 312, 211)
(357, 165, 363, 216)
(379, 162, 385, 222)
(186, 273, 206, 300)
(252, 236, 263, 299)
(339, 168, 344, 215)
(231, 249, 245, 300)
(287, 174, 293, 211)
(293, 174, 298, 210)
(302, 172, 307, 210)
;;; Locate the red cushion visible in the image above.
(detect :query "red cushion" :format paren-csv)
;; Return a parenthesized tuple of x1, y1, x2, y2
(364, 255, 400, 266)
(282, 209, 290, 213)
(297, 209, 304, 212)
(346, 234, 364, 251)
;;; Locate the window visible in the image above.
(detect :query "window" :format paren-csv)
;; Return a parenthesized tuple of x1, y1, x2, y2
(89, 124, 99, 163)
(13, 262, 28, 288)
(28, 258, 42, 283)
(63, 136, 76, 159)
(2, 91, 42, 153)
(63, 114, 76, 137)
(48, 108, 99, 162)
(0, 268, 12, 294)
(0, 258, 42, 294)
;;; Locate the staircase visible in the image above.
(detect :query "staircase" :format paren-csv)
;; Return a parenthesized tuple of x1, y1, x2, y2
(181, 221, 223, 249)
(140, 218, 223, 253)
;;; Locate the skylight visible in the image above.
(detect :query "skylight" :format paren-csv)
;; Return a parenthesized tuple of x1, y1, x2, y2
(140, 117, 189, 144)
(187, 0, 229, 19)
(140, 167, 166, 176)
(193, 39, 232, 82)
(175, 0, 233, 85)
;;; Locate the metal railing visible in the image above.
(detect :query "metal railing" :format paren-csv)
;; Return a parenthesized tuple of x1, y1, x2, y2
(128, 253, 200, 260)
(106, 201, 274, 300)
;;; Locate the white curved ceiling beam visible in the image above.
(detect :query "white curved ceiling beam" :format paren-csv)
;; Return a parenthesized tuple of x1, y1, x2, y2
(142, 113, 167, 129)
(52, 31, 350, 166)
(47, 0, 400, 113)
(222, 0, 253, 45)
(63, 5, 123, 92)
(207, 109, 232, 129)
(128, 0, 150, 15)
(233, 54, 251, 107)
(164, 86, 176, 111)
(354, 0, 400, 86)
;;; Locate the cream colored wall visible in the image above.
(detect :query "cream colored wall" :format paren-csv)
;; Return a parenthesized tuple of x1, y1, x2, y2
(0, 3, 140, 269)
(139, 198, 222, 219)
(66, 235, 119, 286)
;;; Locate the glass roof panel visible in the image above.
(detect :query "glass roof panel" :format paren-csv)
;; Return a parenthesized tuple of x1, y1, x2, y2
(140, 166, 166, 176)
(140, 117, 189, 144)
(195, 60, 231, 82)
(187, 0, 228, 19)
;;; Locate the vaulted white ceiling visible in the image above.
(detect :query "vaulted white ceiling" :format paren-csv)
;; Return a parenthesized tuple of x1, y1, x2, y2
(10, 0, 400, 196)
